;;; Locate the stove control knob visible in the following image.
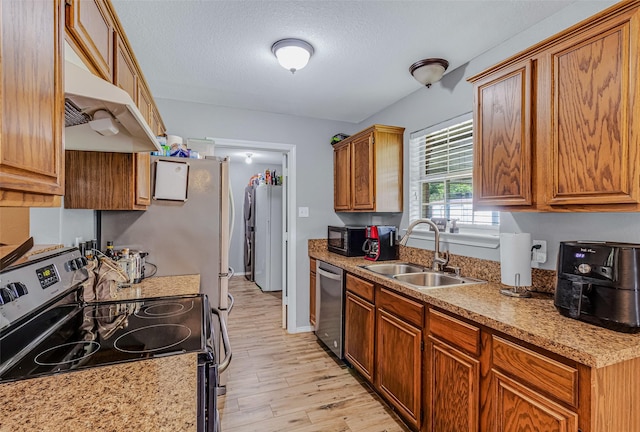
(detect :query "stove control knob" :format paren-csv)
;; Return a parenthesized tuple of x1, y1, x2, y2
(76, 256, 88, 268)
(66, 259, 80, 271)
(8, 282, 28, 298)
(0, 287, 16, 305)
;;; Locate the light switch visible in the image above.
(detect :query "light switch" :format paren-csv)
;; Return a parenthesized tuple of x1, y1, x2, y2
(298, 207, 309, 218)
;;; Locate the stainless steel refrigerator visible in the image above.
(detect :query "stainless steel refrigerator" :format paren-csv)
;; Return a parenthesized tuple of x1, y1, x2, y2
(253, 184, 282, 292)
(100, 155, 233, 348)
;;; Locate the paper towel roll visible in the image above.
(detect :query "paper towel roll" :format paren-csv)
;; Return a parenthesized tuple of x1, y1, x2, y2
(500, 233, 532, 287)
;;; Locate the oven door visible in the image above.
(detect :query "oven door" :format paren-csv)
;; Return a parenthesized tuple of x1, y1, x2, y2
(198, 307, 231, 432)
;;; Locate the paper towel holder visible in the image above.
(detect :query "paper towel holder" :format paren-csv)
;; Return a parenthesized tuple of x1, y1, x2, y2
(500, 273, 532, 298)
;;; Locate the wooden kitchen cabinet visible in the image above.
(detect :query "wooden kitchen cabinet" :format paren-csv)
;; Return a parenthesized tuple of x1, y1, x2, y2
(114, 33, 137, 104)
(469, 1, 640, 212)
(375, 287, 424, 429)
(333, 124, 404, 212)
(65, 151, 151, 210)
(427, 309, 481, 432)
(309, 258, 316, 327)
(65, 0, 114, 81)
(472, 60, 533, 208)
(344, 274, 375, 382)
(0, 0, 65, 207)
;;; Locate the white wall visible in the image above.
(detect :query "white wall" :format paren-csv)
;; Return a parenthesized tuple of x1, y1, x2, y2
(356, 0, 622, 270)
(155, 99, 354, 329)
(228, 161, 282, 274)
(30, 202, 95, 247)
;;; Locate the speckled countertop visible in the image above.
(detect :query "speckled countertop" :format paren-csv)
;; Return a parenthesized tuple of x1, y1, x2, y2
(0, 274, 201, 432)
(310, 246, 640, 368)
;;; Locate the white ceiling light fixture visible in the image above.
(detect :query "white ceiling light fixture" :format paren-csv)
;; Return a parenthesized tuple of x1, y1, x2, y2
(245, 153, 253, 164)
(271, 38, 314, 74)
(409, 58, 449, 88)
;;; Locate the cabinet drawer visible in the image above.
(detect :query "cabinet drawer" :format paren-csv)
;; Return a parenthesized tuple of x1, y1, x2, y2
(376, 287, 424, 328)
(429, 309, 480, 356)
(346, 273, 374, 303)
(492, 336, 578, 407)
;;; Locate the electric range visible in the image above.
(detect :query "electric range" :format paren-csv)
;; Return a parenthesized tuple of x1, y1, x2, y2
(0, 247, 225, 432)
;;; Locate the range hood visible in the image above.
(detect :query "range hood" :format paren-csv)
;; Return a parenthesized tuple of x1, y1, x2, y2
(64, 60, 161, 153)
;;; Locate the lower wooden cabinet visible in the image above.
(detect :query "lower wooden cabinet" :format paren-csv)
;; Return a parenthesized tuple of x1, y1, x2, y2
(492, 370, 578, 432)
(309, 258, 316, 327)
(344, 291, 375, 382)
(376, 308, 422, 429)
(428, 338, 480, 432)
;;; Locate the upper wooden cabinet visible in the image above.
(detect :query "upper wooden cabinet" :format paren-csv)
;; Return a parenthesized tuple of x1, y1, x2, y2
(65, 151, 150, 210)
(64, 0, 167, 210)
(472, 60, 533, 208)
(469, 1, 640, 212)
(333, 124, 404, 212)
(65, 0, 114, 81)
(0, 0, 65, 207)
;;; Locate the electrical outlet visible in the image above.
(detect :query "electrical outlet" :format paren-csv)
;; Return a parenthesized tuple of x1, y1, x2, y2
(531, 240, 547, 264)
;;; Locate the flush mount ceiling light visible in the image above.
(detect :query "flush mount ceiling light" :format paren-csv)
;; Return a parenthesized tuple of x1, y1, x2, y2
(409, 58, 449, 88)
(271, 38, 314, 74)
(245, 153, 253, 164)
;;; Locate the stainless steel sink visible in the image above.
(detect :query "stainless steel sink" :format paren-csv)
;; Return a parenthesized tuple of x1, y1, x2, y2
(361, 262, 426, 276)
(393, 271, 485, 289)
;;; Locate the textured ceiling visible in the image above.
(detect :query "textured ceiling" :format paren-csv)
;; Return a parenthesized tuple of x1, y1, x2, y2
(112, 0, 578, 123)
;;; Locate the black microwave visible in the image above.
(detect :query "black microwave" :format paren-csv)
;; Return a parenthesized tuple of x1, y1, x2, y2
(327, 226, 366, 256)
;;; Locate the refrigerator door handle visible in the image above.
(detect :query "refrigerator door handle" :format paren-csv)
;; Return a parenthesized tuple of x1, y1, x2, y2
(227, 293, 235, 314)
(211, 307, 232, 374)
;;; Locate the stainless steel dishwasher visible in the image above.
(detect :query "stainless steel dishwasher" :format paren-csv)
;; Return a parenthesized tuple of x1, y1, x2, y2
(315, 260, 345, 359)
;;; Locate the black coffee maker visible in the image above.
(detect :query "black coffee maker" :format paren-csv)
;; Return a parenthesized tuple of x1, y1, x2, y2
(363, 225, 398, 261)
(555, 241, 640, 332)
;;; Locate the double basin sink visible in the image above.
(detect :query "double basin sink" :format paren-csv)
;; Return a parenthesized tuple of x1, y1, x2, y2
(361, 262, 485, 289)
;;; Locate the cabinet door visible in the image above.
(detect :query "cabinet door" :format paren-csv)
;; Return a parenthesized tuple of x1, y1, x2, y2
(138, 83, 153, 125)
(428, 337, 480, 432)
(0, 0, 64, 202)
(351, 133, 375, 210)
(345, 292, 375, 382)
(135, 153, 151, 207)
(545, 10, 640, 206)
(493, 371, 578, 432)
(473, 60, 533, 207)
(65, 0, 114, 81)
(114, 34, 137, 103)
(309, 258, 316, 327)
(375, 308, 422, 429)
(65, 151, 142, 210)
(333, 142, 351, 211)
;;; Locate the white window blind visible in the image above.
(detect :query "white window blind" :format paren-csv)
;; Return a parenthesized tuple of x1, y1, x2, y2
(409, 115, 499, 228)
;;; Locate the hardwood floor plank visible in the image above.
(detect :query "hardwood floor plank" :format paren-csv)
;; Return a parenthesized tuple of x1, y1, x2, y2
(219, 277, 410, 432)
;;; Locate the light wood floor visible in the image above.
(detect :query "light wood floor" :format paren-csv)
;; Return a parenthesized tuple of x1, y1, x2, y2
(219, 277, 411, 432)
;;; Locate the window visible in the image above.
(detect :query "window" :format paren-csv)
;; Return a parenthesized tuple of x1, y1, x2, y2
(409, 114, 499, 229)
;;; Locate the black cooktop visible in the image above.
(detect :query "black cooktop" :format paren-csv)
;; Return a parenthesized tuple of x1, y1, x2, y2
(0, 294, 212, 383)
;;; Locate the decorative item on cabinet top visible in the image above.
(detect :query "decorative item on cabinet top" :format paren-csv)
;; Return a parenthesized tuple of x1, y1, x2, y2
(64, 60, 161, 154)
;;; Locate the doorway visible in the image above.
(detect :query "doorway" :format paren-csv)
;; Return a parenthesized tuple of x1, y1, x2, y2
(213, 138, 296, 331)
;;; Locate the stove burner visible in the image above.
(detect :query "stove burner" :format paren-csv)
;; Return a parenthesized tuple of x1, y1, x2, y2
(134, 301, 194, 319)
(113, 324, 192, 354)
(34, 341, 101, 366)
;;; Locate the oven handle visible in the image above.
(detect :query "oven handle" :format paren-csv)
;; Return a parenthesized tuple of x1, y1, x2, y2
(210, 307, 232, 374)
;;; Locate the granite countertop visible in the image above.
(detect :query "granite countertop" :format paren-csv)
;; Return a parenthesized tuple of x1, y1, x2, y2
(310, 250, 640, 368)
(0, 274, 201, 432)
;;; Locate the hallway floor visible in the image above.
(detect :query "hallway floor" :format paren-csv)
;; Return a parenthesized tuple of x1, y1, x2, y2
(219, 277, 411, 432)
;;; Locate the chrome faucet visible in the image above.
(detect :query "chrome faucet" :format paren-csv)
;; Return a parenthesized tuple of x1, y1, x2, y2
(399, 218, 449, 271)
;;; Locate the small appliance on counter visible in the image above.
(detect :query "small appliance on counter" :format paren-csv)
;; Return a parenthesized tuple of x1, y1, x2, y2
(363, 225, 398, 261)
(327, 226, 367, 257)
(555, 241, 640, 332)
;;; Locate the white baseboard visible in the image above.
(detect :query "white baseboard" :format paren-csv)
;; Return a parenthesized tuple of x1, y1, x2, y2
(289, 325, 314, 334)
